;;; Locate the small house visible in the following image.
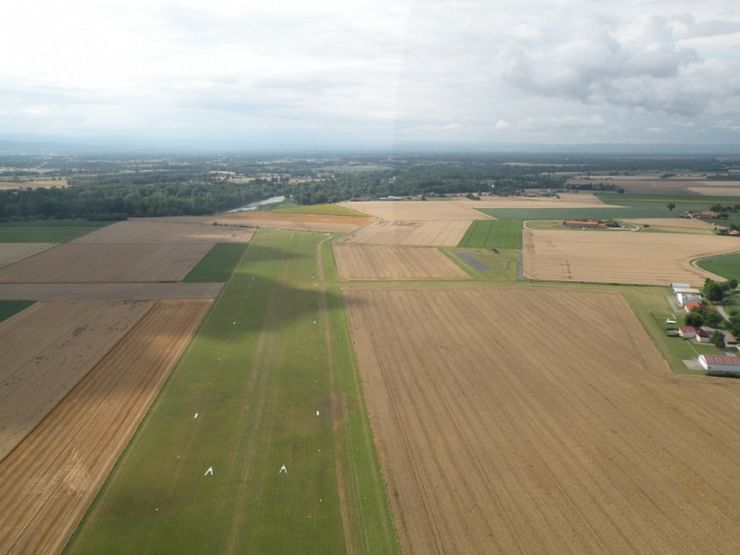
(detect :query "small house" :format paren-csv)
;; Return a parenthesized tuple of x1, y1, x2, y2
(684, 301, 703, 313)
(695, 327, 712, 343)
(678, 326, 697, 339)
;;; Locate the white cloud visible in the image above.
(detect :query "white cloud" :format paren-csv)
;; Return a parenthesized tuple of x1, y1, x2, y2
(1, 0, 739, 147)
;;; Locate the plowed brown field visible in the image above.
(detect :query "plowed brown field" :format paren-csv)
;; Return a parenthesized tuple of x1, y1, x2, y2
(344, 220, 471, 246)
(333, 244, 469, 280)
(0, 243, 56, 268)
(0, 300, 153, 460)
(523, 228, 739, 285)
(344, 288, 740, 554)
(0, 300, 211, 555)
(76, 219, 254, 243)
(0, 242, 213, 283)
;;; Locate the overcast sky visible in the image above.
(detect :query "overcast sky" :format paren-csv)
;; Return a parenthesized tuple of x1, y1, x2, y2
(3, 0, 740, 149)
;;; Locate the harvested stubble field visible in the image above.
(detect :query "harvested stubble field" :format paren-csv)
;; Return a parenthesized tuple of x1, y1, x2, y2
(345, 220, 470, 246)
(0, 179, 68, 190)
(212, 211, 370, 233)
(523, 228, 739, 285)
(688, 185, 740, 196)
(0, 300, 211, 555)
(0, 300, 152, 461)
(339, 200, 490, 221)
(467, 193, 607, 208)
(344, 287, 740, 554)
(333, 244, 470, 280)
(0, 242, 56, 267)
(76, 219, 255, 243)
(0, 242, 213, 283)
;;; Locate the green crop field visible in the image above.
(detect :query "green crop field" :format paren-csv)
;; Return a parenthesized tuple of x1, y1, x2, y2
(184, 243, 249, 282)
(458, 220, 522, 249)
(0, 300, 33, 323)
(67, 229, 398, 555)
(481, 194, 740, 221)
(0, 220, 107, 242)
(696, 252, 740, 281)
(272, 202, 368, 217)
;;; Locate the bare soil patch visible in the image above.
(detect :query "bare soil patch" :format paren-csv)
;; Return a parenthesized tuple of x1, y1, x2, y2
(0, 300, 211, 555)
(334, 244, 469, 280)
(344, 287, 740, 554)
(344, 220, 470, 246)
(76, 218, 254, 243)
(0, 242, 213, 283)
(523, 228, 740, 285)
(0, 300, 153, 461)
(0, 243, 56, 267)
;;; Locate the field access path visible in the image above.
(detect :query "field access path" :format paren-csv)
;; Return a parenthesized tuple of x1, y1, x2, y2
(67, 230, 398, 555)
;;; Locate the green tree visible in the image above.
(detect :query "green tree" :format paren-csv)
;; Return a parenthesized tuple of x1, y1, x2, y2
(711, 330, 726, 349)
(667, 202, 676, 211)
(703, 279, 724, 302)
(684, 311, 704, 327)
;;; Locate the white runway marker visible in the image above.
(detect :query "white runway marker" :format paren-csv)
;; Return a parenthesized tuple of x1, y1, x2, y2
(279, 464, 288, 476)
(194, 412, 199, 419)
(316, 410, 320, 416)
(204, 466, 214, 477)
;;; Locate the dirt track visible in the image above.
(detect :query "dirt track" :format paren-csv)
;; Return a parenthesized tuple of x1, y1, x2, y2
(333, 244, 469, 280)
(0, 282, 223, 301)
(0, 300, 152, 461)
(523, 228, 739, 285)
(344, 287, 740, 554)
(0, 300, 211, 555)
(76, 219, 254, 243)
(0, 243, 56, 268)
(0, 242, 213, 283)
(344, 220, 470, 246)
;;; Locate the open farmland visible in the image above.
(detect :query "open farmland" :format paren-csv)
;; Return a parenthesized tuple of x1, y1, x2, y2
(696, 252, 740, 281)
(212, 211, 370, 232)
(66, 230, 397, 555)
(339, 200, 490, 221)
(466, 193, 606, 208)
(0, 300, 153, 461)
(689, 185, 740, 196)
(0, 282, 223, 301)
(0, 242, 56, 267)
(345, 220, 470, 246)
(458, 220, 522, 249)
(0, 221, 105, 243)
(76, 219, 255, 243)
(0, 178, 68, 190)
(624, 218, 719, 233)
(334, 244, 469, 280)
(0, 300, 211, 555)
(344, 287, 740, 554)
(523, 228, 740, 285)
(0, 242, 213, 283)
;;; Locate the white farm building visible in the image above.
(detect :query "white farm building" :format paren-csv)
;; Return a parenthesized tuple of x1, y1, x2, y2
(698, 354, 740, 376)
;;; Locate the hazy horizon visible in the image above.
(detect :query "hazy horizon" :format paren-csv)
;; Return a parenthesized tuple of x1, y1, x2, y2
(3, 0, 740, 150)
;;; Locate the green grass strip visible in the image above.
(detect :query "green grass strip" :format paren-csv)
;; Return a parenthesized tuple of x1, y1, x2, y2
(184, 243, 249, 282)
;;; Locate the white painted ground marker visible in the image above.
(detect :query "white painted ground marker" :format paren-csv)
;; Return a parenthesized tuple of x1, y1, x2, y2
(279, 464, 288, 476)
(204, 466, 214, 477)
(194, 412, 199, 419)
(316, 410, 320, 416)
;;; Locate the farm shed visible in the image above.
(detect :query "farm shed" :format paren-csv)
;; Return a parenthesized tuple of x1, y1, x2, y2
(698, 354, 740, 375)
(679, 326, 697, 339)
(672, 283, 691, 292)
